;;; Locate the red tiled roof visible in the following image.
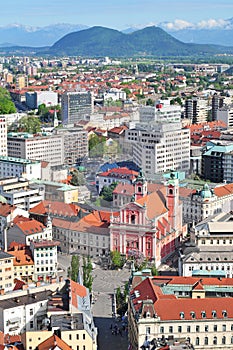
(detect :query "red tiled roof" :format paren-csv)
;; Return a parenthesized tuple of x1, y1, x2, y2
(69, 279, 87, 309)
(214, 183, 233, 197)
(29, 200, 80, 217)
(136, 191, 167, 220)
(37, 334, 71, 350)
(9, 248, 34, 266)
(98, 167, 138, 178)
(0, 203, 16, 217)
(13, 279, 27, 291)
(15, 218, 45, 235)
(113, 183, 134, 196)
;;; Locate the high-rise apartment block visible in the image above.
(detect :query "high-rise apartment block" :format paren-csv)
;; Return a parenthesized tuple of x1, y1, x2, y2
(25, 91, 58, 109)
(185, 97, 208, 124)
(61, 91, 93, 124)
(7, 132, 64, 167)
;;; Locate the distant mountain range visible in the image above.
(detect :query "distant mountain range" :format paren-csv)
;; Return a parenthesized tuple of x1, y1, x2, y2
(0, 23, 88, 47)
(48, 26, 233, 57)
(1, 25, 233, 57)
(1, 19, 233, 48)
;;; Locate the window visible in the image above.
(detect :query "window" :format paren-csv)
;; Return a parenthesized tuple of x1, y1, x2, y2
(180, 312, 184, 319)
(160, 327, 164, 333)
(83, 334, 85, 340)
(222, 336, 226, 345)
(204, 337, 208, 345)
(222, 324, 226, 331)
(231, 336, 233, 344)
(201, 311, 206, 318)
(76, 334, 79, 340)
(205, 325, 208, 332)
(195, 337, 199, 346)
(169, 326, 173, 333)
(77, 347, 79, 350)
(190, 311, 195, 319)
(83, 346, 85, 350)
(187, 326, 191, 332)
(178, 326, 182, 333)
(29, 308, 33, 316)
(222, 310, 227, 318)
(214, 325, 217, 332)
(146, 327, 150, 334)
(196, 325, 200, 332)
(213, 336, 217, 345)
(30, 321, 33, 329)
(212, 310, 217, 318)
(69, 334, 72, 340)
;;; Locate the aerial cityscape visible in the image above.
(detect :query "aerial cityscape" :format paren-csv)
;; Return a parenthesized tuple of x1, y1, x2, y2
(1, 1, 233, 350)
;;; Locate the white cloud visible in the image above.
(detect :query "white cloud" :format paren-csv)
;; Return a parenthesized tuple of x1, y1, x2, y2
(196, 18, 231, 29)
(162, 19, 194, 31)
(160, 18, 233, 31)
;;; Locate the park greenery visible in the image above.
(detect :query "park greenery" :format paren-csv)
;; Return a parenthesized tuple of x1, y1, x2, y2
(88, 134, 106, 158)
(17, 116, 41, 133)
(37, 103, 61, 121)
(0, 87, 16, 114)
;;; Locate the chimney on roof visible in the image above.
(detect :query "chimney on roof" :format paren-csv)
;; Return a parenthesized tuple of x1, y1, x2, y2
(0, 289, 4, 296)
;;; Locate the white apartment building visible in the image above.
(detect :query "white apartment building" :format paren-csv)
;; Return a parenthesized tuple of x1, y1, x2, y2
(0, 117, 7, 156)
(0, 290, 50, 335)
(30, 240, 59, 282)
(25, 90, 58, 109)
(185, 97, 209, 124)
(139, 100, 181, 124)
(125, 122, 190, 179)
(7, 132, 64, 167)
(0, 177, 45, 211)
(0, 156, 41, 180)
(0, 251, 14, 293)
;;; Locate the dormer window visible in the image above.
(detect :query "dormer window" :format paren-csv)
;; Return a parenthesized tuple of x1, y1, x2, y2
(190, 311, 195, 319)
(131, 214, 135, 224)
(169, 189, 173, 195)
(222, 310, 228, 318)
(180, 312, 185, 319)
(212, 310, 217, 318)
(201, 311, 206, 318)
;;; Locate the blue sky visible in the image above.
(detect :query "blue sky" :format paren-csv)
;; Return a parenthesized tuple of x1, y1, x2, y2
(1, 0, 233, 29)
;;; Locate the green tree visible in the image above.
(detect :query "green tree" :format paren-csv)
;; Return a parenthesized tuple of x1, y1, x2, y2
(70, 255, 80, 281)
(88, 134, 106, 158)
(146, 98, 154, 106)
(70, 169, 85, 186)
(18, 116, 41, 133)
(100, 182, 118, 201)
(82, 256, 93, 292)
(110, 250, 124, 269)
(0, 87, 16, 114)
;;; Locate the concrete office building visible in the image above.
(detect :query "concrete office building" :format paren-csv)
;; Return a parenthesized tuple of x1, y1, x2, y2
(61, 91, 94, 124)
(7, 132, 64, 167)
(0, 156, 41, 180)
(139, 100, 181, 124)
(125, 122, 190, 179)
(54, 125, 88, 165)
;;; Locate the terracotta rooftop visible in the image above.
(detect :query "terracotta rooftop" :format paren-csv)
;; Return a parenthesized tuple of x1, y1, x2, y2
(9, 247, 34, 266)
(15, 218, 45, 235)
(0, 203, 16, 217)
(214, 183, 233, 197)
(37, 334, 71, 350)
(29, 200, 80, 217)
(69, 279, 87, 309)
(136, 190, 167, 220)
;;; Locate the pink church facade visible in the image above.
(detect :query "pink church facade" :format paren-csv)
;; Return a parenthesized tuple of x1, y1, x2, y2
(110, 172, 187, 267)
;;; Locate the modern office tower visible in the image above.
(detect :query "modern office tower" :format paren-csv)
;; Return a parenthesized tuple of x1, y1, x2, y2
(61, 91, 93, 124)
(54, 125, 88, 165)
(7, 132, 64, 167)
(0, 117, 7, 156)
(185, 97, 208, 124)
(125, 122, 190, 179)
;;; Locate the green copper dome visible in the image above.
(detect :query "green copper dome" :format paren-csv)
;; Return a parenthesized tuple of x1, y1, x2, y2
(199, 183, 213, 199)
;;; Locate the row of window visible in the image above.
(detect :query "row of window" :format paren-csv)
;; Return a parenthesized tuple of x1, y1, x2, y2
(161, 321, 230, 333)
